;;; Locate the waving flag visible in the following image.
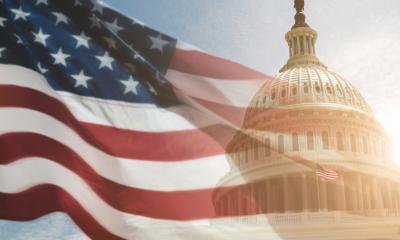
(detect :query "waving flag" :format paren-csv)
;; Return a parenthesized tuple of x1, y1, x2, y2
(316, 164, 339, 181)
(0, 0, 269, 239)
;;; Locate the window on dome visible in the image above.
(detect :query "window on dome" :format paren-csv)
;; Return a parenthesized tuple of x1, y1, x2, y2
(303, 83, 309, 94)
(292, 133, 299, 151)
(315, 84, 321, 93)
(362, 136, 369, 154)
(350, 134, 357, 152)
(255, 140, 260, 160)
(326, 86, 333, 95)
(322, 131, 329, 149)
(265, 138, 271, 156)
(307, 132, 314, 150)
(292, 87, 297, 95)
(278, 135, 284, 153)
(336, 132, 344, 150)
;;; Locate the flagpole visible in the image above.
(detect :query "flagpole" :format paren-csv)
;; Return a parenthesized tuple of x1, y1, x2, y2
(315, 170, 321, 212)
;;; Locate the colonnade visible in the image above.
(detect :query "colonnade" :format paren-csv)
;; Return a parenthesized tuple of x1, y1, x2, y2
(215, 172, 400, 216)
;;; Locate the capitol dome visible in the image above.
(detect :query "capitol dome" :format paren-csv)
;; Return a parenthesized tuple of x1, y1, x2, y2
(212, 2, 400, 239)
(253, 66, 373, 115)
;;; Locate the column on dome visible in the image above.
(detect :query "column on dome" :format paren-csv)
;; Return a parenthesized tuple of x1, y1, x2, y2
(372, 177, 384, 209)
(289, 39, 293, 57)
(336, 176, 346, 210)
(249, 183, 256, 214)
(303, 35, 308, 54)
(357, 174, 364, 210)
(294, 36, 300, 55)
(301, 35, 306, 54)
(301, 173, 309, 211)
(320, 178, 328, 211)
(283, 175, 290, 212)
(350, 174, 359, 210)
(312, 37, 316, 56)
(386, 181, 393, 209)
(266, 179, 273, 213)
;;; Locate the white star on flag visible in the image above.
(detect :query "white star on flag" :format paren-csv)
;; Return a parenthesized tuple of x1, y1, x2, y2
(149, 35, 169, 52)
(37, 62, 48, 74)
(120, 76, 139, 95)
(73, 32, 90, 48)
(33, 28, 50, 46)
(89, 16, 101, 29)
(11, 7, 30, 21)
(36, 0, 48, 6)
(96, 51, 114, 70)
(105, 19, 123, 33)
(104, 37, 117, 49)
(0, 17, 7, 27)
(72, 70, 91, 88)
(0, 48, 5, 57)
(91, 1, 104, 14)
(132, 51, 144, 61)
(147, 82, 157, 95)
(51, 48, 70, 66)
(52, 12, 69, 25)
(14, 34, 23, 44)
(74, 0, 82, 6)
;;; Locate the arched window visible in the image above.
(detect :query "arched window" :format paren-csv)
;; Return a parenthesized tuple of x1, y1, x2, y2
(278, 135, 284, 153)
(350, 134, 357, 152)
(362, 136, 369, 154)
(292, 133, 299, 151)
(315, 84, 321, 93)
(336, 132, 344, 150)
(303, 83, 309, 94)
(271, 92, 276, 100)
(265, 138, 271, 156)
(322, 131, 329, 149)
(254, 140, 259, 160)
(307, 131, 314, 150)
(326, 86, 333, 95)
(292, 87, 298, 96)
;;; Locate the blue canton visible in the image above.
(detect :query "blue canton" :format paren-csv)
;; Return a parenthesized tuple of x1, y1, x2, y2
(0, 0, 179, 106)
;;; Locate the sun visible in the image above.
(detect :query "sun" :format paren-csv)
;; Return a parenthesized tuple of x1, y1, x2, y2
(376, 110, 400, 165)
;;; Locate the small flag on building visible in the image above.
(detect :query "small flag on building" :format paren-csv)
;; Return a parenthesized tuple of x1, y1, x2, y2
(316, 164, 339, 180)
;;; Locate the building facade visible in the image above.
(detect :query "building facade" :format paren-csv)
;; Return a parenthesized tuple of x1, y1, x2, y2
(212, 2, 400, 239)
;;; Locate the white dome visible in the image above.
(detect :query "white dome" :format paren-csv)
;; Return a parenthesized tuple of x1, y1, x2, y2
(252, 66, 373, 115)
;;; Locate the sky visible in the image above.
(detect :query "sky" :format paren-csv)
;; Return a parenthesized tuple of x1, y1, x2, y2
(1, 0, 400, 239)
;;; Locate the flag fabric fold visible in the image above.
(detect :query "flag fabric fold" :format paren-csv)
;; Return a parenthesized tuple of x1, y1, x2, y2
(0, 0, 270, 239)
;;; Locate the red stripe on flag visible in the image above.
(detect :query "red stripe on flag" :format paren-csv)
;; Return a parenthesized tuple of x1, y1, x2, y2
(0, 184, 123, 240)
(316, 164, 338, 180)
(170, 49, 268, 80)
(0, 132, 264, 220)
(0, 85, 238, 161)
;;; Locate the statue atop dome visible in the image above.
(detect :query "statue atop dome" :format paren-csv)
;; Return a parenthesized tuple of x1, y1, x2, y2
(295, 0, 305, 13)
(292, 0, 309, 29)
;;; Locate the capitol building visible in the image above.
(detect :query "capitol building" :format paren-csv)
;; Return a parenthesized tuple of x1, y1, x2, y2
(212, 1, 400, 239)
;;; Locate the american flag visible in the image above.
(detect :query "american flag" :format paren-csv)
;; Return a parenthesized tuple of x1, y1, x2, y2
(316, 164, 339, 181)
(0, 0, 268, 239)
